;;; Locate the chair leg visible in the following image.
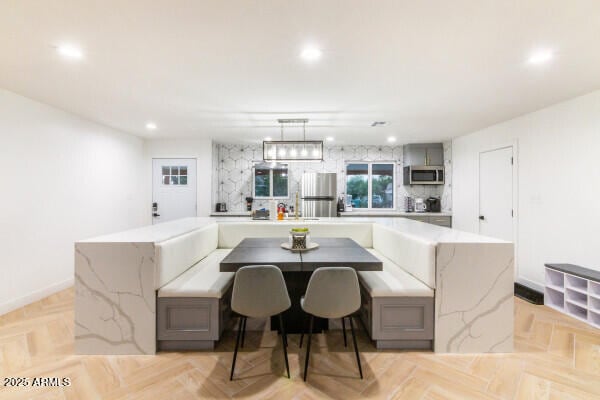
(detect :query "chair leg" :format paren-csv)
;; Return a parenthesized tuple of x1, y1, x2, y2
(281, 316, 288, 348)
(279, 314, 290, 378)
(303, 315, 314, 381)
(240, 316, 247, 348)
(230, 316, 244, 381)
(341, 317, 347, 347)
(348, 316, 363, 379)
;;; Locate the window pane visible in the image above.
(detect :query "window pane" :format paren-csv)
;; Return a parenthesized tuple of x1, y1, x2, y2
(171, 167, 179, 175)
(162, 166, 169, 176)
(346, 164, 368, 208)
(273, 168, 288, 197)
(372, 164, 394, 208)
(179, 176, 187, 185)
(180, 166, 187, 175)
(163, 176, 170, 185)
(171, 176, 179, 185)
(254, 168, 270, 197)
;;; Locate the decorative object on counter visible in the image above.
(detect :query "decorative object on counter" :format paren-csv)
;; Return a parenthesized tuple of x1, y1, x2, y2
(404, 196, 415, 212)
(252, 209, 269, 220)
(215, 202, 227, 212)
(345, 194, 353, 211)
(426, 196, 441, 212)
(414, 198, 427, 213)
(337, 195, 346, 212)
(263, 119, 323, 162)
(245, 197, 253, 211)
(269, 200, 278, 220)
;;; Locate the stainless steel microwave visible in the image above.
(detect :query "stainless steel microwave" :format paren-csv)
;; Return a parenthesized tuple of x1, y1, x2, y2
(403, 165, 444, 185)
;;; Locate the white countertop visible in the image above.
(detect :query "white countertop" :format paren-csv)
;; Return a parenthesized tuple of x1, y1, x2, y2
(339, 211, 452, 217)
(79, 215, 504, 245)
(210, 211, 252, 216)
(78, 217, 216, 243)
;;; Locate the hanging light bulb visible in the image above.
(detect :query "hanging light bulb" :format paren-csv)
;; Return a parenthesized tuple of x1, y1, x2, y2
(290, 148, 297, 157)
(301, 148, 308, 157)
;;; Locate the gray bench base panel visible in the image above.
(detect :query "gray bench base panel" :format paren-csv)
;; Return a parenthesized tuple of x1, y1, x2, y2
(158, 340, 215, 351)
(359, 285, 434, 350)
(156, 287, 232, 352)
(375, 340, 432, 350)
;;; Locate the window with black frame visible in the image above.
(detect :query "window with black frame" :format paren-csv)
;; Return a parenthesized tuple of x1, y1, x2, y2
(346, 162, 394, 209)
(253, 163, 289, 198)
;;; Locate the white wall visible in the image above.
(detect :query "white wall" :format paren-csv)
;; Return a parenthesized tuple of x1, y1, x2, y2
(144, 139, 213, 220)
(453, 90, 600, 290)
(0, 89, 147, 315)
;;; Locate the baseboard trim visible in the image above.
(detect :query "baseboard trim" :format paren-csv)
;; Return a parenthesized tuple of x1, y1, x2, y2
(0, 277, 74, 316)
(514, 282, 544, 305)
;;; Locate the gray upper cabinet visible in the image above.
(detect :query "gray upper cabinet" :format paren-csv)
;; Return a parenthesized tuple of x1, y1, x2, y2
(404, 143, 444, 166)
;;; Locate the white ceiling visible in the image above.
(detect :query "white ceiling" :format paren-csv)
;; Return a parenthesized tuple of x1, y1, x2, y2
(1, 0, 600, 145)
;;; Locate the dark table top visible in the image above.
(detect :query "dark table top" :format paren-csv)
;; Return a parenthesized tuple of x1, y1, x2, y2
(220, 237, 383, 272)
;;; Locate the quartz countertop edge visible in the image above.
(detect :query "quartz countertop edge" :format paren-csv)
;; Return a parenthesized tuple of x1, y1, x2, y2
(78, 216, 505, 245)
(339, 211, 453, 217)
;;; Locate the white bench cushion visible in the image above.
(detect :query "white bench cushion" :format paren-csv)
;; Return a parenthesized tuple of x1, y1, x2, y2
(217, 222, 372, 248)
(372, 224, 436, 288)
(158, 249, 234, 298)
(155, 223, 218, 289)
(358, 249, 434, 297)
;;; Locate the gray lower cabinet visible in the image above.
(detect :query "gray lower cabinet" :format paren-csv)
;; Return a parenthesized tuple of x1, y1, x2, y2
(157, 288, 232, 350)
(359, 285, 434, 350)
(405, 215, 452, 227)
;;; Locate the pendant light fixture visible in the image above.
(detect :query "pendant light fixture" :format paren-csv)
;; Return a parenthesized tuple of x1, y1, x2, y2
(263, 119, 323, 162)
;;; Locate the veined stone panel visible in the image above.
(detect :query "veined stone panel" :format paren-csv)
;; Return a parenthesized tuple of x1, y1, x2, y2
(75, 242, 156, 355)
(434, 242, 514, 353)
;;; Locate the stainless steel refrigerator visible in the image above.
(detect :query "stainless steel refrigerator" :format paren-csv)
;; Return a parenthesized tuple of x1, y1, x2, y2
(301, 173, 337, 218)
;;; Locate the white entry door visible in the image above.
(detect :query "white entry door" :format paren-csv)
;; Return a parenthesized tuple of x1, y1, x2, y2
(152, 158, 197, 224)
(479, 147, 513, 241)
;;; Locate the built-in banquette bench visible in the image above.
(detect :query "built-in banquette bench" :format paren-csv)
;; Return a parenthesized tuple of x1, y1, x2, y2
(156, 222, 435, 350)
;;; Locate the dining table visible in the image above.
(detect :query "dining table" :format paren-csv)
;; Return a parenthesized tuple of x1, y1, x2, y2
(220, 237, 383, 333)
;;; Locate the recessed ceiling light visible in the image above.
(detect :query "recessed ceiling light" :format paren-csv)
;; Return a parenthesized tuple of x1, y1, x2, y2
(326, 136, 334, 142)
(387, 137, 396, 143)
(300, 46, 322, 62)
(528, 49, 554, 65)
(57, 44, 83, 60)
(145, 122, 157, 130)
(264, 136, 272, 141)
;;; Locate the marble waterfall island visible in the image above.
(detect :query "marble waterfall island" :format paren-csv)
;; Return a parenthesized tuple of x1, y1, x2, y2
(75, 217, 513, 355)
(74, 218, 214, 355)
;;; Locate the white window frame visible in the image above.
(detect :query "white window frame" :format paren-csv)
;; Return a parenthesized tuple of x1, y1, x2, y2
(345, 161, 396, 210)
(252, 163, 290, 199)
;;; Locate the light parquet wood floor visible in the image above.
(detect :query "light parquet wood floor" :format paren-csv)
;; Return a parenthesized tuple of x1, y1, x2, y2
(0, 288, 599, 399)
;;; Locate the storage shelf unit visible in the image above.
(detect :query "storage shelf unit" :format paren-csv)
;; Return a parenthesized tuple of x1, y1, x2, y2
(544, 263, 600, 329)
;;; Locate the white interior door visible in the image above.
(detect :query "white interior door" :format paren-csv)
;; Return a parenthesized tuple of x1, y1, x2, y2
(479, 147, 513, 241)
(152, 158, 197, 224)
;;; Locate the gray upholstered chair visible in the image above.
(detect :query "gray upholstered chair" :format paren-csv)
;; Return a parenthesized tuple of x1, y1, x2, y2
(230, 265, 291, 380)
(299, 267, 362, 381)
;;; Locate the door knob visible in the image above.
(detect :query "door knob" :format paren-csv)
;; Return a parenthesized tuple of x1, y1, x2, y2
(479, 215, 485, 220)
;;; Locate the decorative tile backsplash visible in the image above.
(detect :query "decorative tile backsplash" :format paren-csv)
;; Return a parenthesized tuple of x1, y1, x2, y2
(212, 142, 452, 212)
